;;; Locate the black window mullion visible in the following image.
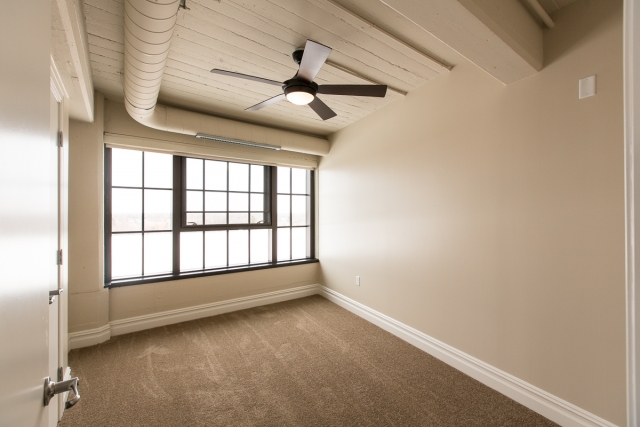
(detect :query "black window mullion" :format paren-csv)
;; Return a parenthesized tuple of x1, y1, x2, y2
(271, 166, 277, 263)
(104, 148, 112, 285)
(141, 152, 145, 276)
(248, 165, 251, 263)
(173, 156, 181, 275)
(181, 157, 187, 228)
(226, 163, 230, 226)
(112, 185, 170, 190)
(113, 229, 171, 234)
(202, 161, 205, 268)
(289, 168, 292, 261)
(309, 170, 315, 259)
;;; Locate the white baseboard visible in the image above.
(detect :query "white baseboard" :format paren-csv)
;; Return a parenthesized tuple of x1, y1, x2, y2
(68, 324, 111, 350)
(69, 284, 319, 349)
(318, 286, 619, 427)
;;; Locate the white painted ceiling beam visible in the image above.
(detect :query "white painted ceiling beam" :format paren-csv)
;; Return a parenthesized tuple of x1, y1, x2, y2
(380, 0, 544, 84)
(52, 0, 94, 121)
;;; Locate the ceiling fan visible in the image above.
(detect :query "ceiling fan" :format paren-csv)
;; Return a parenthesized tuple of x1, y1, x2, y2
(210, 40, 387, 121)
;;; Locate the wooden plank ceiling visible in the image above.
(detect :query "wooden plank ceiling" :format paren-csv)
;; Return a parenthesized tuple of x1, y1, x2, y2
(83, 0, 458, 136)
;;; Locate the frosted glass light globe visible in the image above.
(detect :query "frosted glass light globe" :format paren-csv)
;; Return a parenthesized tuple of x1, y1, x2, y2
(286, 91, 314, 105)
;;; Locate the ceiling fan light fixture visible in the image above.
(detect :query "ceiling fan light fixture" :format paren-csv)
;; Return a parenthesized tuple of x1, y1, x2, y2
(286, 91, 314, 105)
(284, 85, 315, 105)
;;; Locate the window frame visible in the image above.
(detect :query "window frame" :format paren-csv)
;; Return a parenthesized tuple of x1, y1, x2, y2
(179, 157, 273, 231)
(104, 148, 317, 288)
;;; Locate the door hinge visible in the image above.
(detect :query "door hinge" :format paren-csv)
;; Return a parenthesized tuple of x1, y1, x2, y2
(57, 249, 63, 265)
(57, 131, 63, 148)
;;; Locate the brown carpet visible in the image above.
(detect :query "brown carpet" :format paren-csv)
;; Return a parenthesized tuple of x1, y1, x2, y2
(59, 295, 557, 427)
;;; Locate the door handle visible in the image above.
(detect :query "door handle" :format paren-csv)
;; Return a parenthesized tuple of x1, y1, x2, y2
(43, 376, 80, 409)
(49, 288, 63, 305)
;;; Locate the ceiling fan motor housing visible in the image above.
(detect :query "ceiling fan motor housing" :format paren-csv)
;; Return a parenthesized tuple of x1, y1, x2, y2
(283, 78, 318, 99)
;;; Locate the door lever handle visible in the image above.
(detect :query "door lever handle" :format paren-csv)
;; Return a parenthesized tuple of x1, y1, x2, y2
(44, 376, 80, 409)
(49, 288, 64, 305)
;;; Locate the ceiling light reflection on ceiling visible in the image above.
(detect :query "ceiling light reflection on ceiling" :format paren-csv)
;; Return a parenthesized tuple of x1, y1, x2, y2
(286, 90, 315, 105)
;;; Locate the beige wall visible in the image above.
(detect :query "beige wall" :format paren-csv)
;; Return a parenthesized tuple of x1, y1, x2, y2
(68, 95, 319, 332)
(109, 264, 318, 322)
(68, 92, 108, 333)
(318, 0, 626, 425)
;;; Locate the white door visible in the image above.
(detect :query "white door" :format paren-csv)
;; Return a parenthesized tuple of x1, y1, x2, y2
(0, 0, 56, 425)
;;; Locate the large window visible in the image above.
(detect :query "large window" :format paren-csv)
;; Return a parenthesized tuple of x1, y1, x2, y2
(105, 148, 316, 287)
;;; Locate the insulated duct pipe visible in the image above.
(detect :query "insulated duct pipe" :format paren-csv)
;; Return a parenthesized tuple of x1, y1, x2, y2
(123, 0, 329, 156)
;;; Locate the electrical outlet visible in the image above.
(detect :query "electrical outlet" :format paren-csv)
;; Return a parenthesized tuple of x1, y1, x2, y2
(356, 276, 360, 286)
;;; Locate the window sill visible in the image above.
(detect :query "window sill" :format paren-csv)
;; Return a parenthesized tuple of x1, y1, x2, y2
(105, 258, 319, 288)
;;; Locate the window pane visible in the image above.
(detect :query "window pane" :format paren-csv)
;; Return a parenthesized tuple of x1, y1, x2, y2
(112, 148, 142, 187)
(186, 190, 203, 211)
(112, 233, 142, 278)
(292, 227, 307, 260)
(205, 160, 226, 191)
(229, 230, 248, 266)
(144, 189, 172, 231)
(278, 195, 290, 226)
(277, 167, 290, 193)
(250, 229, 269, 264)
(144, 152, 172, 188)
(229, 163, 249, 191)
(205, 192, 227, 211)
(180, 232, 203, 271)
(229, 193, 248, 211)
(205, 230, 227, 269)
(205, 213, 226, 225)
(250, 193, 264, 212)
(291, 168, 307, 194)
(291, 195, 308, 226)
(186, 213, 203, 226)
(250, 165, 264, 192)
(144, 232, 172, 275)
(277, 227, 290, 261)
(229, 213, 248, 224)
(112, 188, 142, 232)
(186, 158, 203, 190)
(250, 213, 264, 224)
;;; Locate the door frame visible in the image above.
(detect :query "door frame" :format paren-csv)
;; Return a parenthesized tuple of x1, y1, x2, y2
(50, 55, 70, 423)
(624, 0, 640, 426)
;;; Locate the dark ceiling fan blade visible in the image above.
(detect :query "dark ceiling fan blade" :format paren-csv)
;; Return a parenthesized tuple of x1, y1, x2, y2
(245, 93, 286, 111)
(297, 40, 332, 83)
(308, 97, 337, 120)
(211, 69, 283, 87)
(318, 84, 387, 97)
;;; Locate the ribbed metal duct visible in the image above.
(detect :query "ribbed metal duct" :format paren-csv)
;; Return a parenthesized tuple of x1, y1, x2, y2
(122, 0, 329, 156)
